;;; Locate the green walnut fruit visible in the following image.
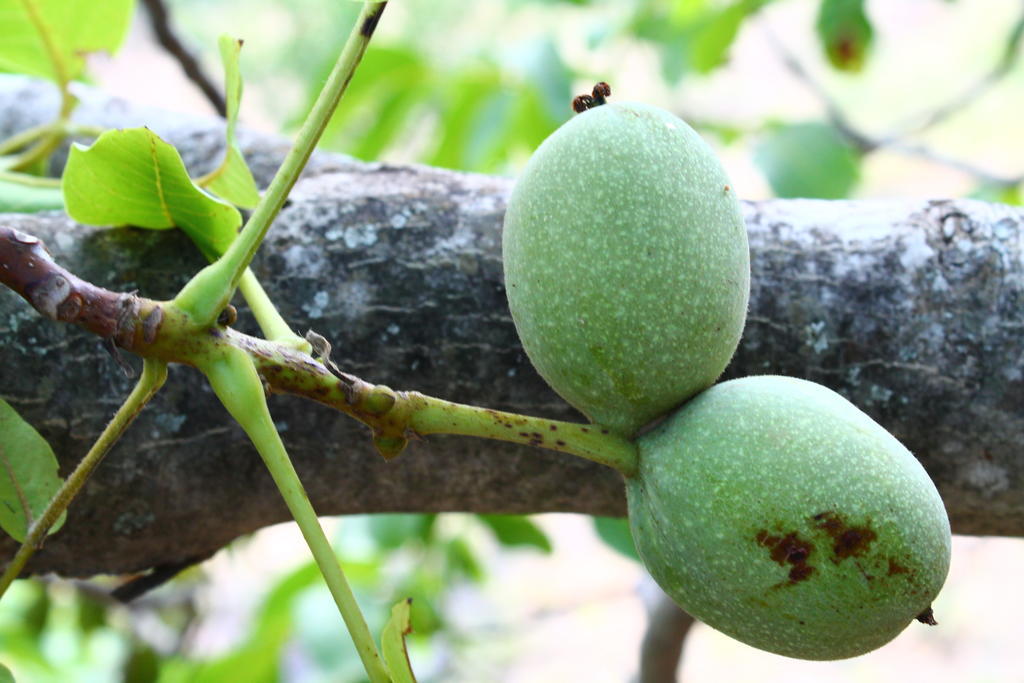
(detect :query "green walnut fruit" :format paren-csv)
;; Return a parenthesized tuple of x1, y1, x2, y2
(502, 101, 749, 437)
(627, 375, 951, 660)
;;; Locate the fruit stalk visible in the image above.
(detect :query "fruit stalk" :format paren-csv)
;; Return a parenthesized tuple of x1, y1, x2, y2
(406, 393, 638, 475)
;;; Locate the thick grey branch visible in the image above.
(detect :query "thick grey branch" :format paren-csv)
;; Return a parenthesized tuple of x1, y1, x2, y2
(0, 78, 1022, 578)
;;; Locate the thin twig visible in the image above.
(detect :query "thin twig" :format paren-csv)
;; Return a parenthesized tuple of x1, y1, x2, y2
(140, 0, 227, 117)
(763, 21, 1024, 189)
(889, 3, 1024, 138)
(638, 588, 696, 683)
(111, 552, 214, 603)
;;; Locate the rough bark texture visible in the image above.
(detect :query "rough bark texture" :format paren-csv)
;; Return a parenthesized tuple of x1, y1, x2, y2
(1, 77, 1022, 578)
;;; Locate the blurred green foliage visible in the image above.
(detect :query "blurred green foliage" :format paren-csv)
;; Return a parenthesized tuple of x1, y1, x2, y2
(2, 0, 1022, 679)
(1, 513, 552, 682)
(166, 0, 1021, 202)
(754, 122, 861, 199)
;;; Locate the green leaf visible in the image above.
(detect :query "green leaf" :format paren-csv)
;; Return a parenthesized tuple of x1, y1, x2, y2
(312, 46, 431, 159)
(478, 514, 552, 553)
(969, 183, 1021, 206)
(427, 66, 504, 170)
(592, 516, 639, 562)
(198, 35, 260, 209)
(123, 643, 160, 683)
(0, 0, 134, 83)
(367, 513, 433, 550)
(509, 38, 572, 122)
(445, 538, 484, 582)
(62, 128, 242, 256)
(0, 177, 63, 213)
(816, 0, 874, 72)
(0, 662, 14, 683)
(690, 0, 763, 74)
(754, 122, 861, 198)
(381, 598, 417, 683)
(187, 561, 321, 682)
(0, 399, 64, 543)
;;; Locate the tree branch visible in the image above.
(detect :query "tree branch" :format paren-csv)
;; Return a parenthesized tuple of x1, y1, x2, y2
(638, 580, 695, 683)
(0, 80, 1022, 578)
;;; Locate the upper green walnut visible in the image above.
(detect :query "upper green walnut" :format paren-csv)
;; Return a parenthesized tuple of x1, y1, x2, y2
(627, 376, 952, 660)
(502, 100, 749, 436)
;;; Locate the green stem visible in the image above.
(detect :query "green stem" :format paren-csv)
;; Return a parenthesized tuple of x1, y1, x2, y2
(0, 170, 61, 188)
(0, 359, 168, 599)
(9, 0, 78, 174)
(238, 269, 311, 351)
(406, 393, 639, 476)
(0, 123, 52, 156)
(174, 1, 389, 326)
(203, 348, 389, 683)
(0, 122, 102, 167)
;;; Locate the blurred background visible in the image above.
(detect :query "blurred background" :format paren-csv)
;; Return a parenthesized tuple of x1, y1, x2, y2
(2, 0, 1023, 681)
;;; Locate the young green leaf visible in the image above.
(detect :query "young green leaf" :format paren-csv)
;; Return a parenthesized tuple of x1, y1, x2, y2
(816, 0, 874, 72)
(367, 513, 434, 550)
(0, 0, 134, 83)
(969, 183, 1022, 206)
(754, 122, 861, 198)
(0, 177, 63, 213)
(0, 399, 65, 543)
(592, 516, 639, 562)
(381, 598, 417, 683)
(690, 0, 768, 74)
(197, 35, 260, 209)
(478, 514, 552, 553)
(62, 128, 242, 256)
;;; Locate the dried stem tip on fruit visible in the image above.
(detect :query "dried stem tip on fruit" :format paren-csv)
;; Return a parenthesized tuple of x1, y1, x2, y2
(571, 82, 612, 113)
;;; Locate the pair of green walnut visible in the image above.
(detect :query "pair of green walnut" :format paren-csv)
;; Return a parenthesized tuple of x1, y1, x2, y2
(502, 92, 951, 660)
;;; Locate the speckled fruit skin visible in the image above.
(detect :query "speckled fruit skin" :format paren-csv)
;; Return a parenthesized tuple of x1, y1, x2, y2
(627, 375, 951, 660)
(502, 102, 749, 437)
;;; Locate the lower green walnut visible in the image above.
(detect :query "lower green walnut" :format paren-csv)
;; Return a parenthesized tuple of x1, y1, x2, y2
(626, 375, 951, 660)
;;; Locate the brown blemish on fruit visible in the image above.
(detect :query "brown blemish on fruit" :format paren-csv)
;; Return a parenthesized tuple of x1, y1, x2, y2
(887, 559, 910, 576)
(812, 511, 877, 560)
(915, 606, 937, 625)
(756, 530, 815, 584)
